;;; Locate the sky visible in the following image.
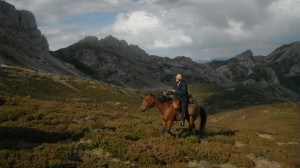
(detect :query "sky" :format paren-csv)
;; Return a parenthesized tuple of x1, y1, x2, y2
(6, 0, 300, 62)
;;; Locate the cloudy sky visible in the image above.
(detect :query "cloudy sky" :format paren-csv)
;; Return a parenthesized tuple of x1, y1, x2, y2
(6, 0, 300, 61)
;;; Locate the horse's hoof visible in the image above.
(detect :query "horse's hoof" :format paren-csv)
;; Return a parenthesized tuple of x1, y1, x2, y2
(181, 131, 190, 138)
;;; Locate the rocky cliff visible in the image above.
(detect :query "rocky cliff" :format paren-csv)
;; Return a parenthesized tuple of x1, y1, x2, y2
(0, 0, 82, 75)
(213, 43, 300, 98)
(266, 42, 300, 94)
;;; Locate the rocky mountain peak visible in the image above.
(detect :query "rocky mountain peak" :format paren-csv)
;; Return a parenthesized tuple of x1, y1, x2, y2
(0, 1, 18, 27)
(97, 35, 148, 58)
(174, 56, 193, 62)
(0, 1, 37, 29)
(77, 36, 99, 47)
(82, 36, 98, 43)
(0, 0, 81, 76)
(99, 35, 126, 49)
(235, 49, 255, 65)
(0, 0, 48, 50)
(267, 41, 300, 62)
(17, 10, 37, 29)
(266, 41, 300, 77)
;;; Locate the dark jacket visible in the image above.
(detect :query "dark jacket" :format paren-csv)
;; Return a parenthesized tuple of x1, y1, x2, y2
(174, 80, 189, 102)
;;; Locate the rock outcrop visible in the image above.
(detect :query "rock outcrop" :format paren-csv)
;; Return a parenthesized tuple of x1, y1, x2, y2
(213, 43, 300, 98)
(267, 42, 300, 76)
(0, 0, 82, 76)
(266, 42, 300, 94)
(215, 50, 279, 85)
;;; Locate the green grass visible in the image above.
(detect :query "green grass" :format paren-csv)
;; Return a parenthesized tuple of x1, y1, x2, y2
(0, 66, 299, 167)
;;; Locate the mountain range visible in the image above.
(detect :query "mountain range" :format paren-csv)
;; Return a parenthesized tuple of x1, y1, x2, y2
(0, 1, 299, 100)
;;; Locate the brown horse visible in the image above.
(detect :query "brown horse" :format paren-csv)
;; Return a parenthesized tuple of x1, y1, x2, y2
(140, 92, 206, 137)
(140, 92, 181, 135)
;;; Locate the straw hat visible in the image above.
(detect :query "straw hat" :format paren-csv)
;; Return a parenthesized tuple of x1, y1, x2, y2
(174, 74, 183, 80)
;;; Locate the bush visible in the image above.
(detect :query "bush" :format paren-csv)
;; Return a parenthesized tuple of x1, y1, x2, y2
(26, 112, 44, 121)
(0, 106, 29, 122)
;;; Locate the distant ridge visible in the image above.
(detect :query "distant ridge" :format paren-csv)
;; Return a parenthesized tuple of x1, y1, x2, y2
(52, 36, 232, 89)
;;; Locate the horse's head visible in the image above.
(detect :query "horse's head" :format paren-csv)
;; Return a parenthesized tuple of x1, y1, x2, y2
(140, 92, 156, 112)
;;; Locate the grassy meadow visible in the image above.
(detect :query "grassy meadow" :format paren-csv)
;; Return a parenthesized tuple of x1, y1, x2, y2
(0, 66, 299, 167)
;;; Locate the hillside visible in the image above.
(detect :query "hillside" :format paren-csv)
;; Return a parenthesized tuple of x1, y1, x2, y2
(1, 66, 299, 167)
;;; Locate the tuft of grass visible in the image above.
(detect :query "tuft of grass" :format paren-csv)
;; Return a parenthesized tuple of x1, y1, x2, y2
(0, 106, 31, 122)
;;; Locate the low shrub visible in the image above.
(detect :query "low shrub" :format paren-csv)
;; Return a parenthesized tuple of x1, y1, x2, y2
(229, 153, 255, 168)
(26, 112, 44, 121)
(0, 106, 30, 122)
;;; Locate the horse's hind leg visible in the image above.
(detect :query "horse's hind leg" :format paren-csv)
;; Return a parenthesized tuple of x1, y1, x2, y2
(199, 108, 207, 138)
(189, 116, 196, 135)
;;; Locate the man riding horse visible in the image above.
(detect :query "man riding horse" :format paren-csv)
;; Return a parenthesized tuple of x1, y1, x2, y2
(164, 74, 189, 127)
(141, 73, 206, 137)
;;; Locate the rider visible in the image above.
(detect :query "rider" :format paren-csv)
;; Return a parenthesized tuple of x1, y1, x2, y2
(164, 74, 189, 126)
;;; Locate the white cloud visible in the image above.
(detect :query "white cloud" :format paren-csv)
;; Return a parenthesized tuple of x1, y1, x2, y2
(112, 11, 160, 35)
(106, 10, 193, 49)
(151, 33, 193, 49)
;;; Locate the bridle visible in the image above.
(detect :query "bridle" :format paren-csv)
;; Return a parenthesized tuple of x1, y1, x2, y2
(146, 94, 157, 109)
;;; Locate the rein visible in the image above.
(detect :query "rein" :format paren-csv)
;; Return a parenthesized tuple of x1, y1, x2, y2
(148, 94, 169, 115)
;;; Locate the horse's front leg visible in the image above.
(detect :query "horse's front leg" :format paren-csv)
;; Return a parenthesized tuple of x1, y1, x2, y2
(167, 119, 173, 133)
(166, 119, 176, 137)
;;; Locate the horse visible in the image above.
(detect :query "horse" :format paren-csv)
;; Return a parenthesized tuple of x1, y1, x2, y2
(140, 92, 181, 136)
(140, 92, 207, 137)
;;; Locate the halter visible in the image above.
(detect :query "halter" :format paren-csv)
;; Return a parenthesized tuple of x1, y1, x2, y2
(147, 94, 158, 109)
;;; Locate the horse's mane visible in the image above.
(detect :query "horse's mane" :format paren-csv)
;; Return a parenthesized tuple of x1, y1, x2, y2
(156, 94, 173, 104)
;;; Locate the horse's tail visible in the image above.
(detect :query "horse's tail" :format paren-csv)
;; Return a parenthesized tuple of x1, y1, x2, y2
(199, 106, 207, 137)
